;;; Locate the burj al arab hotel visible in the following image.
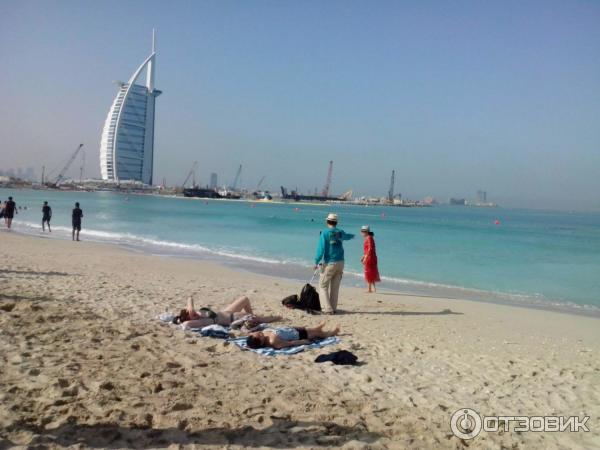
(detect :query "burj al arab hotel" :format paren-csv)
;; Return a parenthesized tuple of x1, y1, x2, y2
(99, 31, 162, 185)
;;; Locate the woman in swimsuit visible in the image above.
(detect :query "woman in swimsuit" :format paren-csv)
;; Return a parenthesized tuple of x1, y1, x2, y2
(246, 322, 341, 349)
(173, 296, 281, 329)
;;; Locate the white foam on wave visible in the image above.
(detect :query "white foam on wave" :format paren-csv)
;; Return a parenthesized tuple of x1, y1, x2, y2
(13, 219, 600, 316)
(14, 220, 291, 266)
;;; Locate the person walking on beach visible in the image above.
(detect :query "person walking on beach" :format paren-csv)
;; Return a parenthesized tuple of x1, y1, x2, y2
(4, 197, 17, 229)
(360, 225, 380, 293)
(42, 201, 52, 232)
(72, 202, 83, 241)
(314, 213, 354, 314)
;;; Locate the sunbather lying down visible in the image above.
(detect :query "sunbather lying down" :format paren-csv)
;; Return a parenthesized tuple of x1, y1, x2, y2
(173, 296, 282, 330)
(246, 322, 340, 349)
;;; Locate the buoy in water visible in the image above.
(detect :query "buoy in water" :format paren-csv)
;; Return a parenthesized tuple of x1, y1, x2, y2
(494, 219, 500, 225)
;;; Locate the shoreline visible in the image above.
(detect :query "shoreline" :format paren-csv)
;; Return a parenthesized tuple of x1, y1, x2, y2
(7, 220, 600, 319)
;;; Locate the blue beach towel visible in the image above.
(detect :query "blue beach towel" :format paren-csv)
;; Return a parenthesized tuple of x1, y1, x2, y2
(231, 336, 340, 356)
(198, 324, 231, 339)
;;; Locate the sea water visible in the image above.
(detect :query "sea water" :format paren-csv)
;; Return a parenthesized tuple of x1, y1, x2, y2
(2, 188, 599, 316)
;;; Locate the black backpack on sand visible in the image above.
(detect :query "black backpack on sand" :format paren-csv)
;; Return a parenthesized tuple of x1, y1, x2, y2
(299, 283, 321, 311)
(281, 283, 322, 313)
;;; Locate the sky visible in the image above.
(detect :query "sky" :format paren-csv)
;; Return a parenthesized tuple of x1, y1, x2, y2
(1, 0, 599, 210)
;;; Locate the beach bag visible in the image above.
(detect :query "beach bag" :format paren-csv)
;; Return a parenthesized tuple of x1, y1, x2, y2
(298, 283, 322, 312)
(280, 285, 321, 313)
(280, 269, 322, 313)
(281, 295, 299, 309)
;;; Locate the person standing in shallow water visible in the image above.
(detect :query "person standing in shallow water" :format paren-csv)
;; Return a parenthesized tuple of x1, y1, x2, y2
(360, 225, 381, 293)
(42, 201, 52, 232)
(4, 197, 17, 229)
(314, 213, 354, 314)
(72, 202, 83, 241)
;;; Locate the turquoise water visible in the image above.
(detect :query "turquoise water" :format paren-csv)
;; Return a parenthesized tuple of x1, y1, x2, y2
(3, 188, 600, 315)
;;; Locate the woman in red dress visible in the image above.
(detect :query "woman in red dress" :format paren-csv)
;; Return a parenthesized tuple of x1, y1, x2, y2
(360, 225, 380, 293)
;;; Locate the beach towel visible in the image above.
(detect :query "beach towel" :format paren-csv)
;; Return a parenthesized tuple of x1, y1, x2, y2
(197, 324, 231, 339)
(231, 336, 340, 356)
(157, 312, 176, 323)
(156, 313, 229, 337)
(157, 314, 280, 342)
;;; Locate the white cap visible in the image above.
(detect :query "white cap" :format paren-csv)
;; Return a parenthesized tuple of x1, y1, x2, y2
(361, 225, 370, 232)
(326, 213, 338, 222)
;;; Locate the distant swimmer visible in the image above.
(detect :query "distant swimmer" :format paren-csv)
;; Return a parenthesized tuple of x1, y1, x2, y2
(4, 197, 17, 229)
(72, 202, 83, 241)
(42, 201, 52, 232)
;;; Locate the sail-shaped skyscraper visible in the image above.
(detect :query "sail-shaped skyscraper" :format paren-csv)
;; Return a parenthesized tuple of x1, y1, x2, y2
(99, 31, 162, 185)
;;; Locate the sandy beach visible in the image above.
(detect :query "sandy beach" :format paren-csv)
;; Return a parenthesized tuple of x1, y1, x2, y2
(0, 232, 598, 449)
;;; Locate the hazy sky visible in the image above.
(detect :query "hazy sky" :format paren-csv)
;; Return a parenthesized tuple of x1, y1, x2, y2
(1, 0, 599, 210)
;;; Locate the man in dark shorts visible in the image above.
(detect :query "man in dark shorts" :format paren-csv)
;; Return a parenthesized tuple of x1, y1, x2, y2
(72, 202, 83, 241)
(4, 197, 17, 229)
(42, 201, 52, 232)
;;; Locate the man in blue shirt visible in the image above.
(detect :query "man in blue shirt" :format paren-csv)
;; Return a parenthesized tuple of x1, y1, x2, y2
(314, 213, 354, 314)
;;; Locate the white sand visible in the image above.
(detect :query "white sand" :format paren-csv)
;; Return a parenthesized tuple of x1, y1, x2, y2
(0, 232, 598, 449)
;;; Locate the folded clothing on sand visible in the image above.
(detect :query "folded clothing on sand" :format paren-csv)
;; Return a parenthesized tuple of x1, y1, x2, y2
(315, 350, 358, 365)
(231, 336, 340, 356)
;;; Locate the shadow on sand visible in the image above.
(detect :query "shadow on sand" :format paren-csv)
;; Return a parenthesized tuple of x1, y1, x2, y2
(335, 308, 463, 316)
(0, 269, 71, 277)
(3, 420, 383, 449)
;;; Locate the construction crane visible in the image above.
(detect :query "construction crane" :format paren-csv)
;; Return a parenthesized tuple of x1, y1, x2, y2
(182, 161, 198, 188)
(321, 160, 333, 197)
(256, 175, 266, 190)
(230, 164, 242, 191)
(50, 144, 84, 186)
(79, 149, 86, 183)
(388, 169, 395, 202)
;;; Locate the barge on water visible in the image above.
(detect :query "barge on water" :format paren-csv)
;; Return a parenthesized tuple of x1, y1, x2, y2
(183, 187, 222, 199)
(280, 187, 348, 202)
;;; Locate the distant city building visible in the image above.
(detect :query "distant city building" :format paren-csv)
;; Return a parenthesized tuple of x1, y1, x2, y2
(450, 198, 467, 206)
(210, 172, 218, 189)
(99, 31, 162, 185)
(476, 190, 487, 204)
(0, 167, 36, 181)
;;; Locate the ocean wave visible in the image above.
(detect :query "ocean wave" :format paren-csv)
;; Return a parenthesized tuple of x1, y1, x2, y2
(14, 220, 291, 266)
(12, 219, 600, 316)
